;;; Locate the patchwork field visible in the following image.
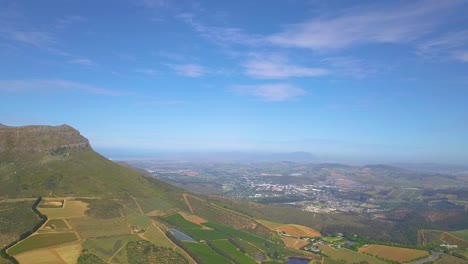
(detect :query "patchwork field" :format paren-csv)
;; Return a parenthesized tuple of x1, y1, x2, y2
(257, 219, 283, 230)
(450, 229, 468, 241)
(143, 224, 174, 248)
(441, 232, 468, 249)
(8, 232, 78, 255)
(39, 200, 88, 219)
(179, 211, 207, 225)
(275, 224, 321, 237)
(359, 244, 429, 263)
(281, 236, 309, 249)
(210, 239, 257, 264)
(183, 242, 231, 264)
(319, 244, 386, 264)
(14, 249, 62, 264)
(67, 217, 130, 238)
(81, 234, 141, 262)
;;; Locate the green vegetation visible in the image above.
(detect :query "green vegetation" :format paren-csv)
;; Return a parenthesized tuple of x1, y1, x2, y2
(68, 217, 130, 238)
(210, 239, 257, 264)
(203, 222, 267, 246)
(183, 242, 231, 264)
(451, 230, 468, 241)
(77, 253, 106, 264)
(143, 225, 174, 247)
(183, 229, 227, 241)
(230, 238, 264, 258)
(126, 212, 152, 228)
(8, 232, 78, 255)
(126, 240, 188, 264)
(164, 213, 202, 229)
(85, 199, 122, 219)
(82, 234, 141, 262)
(0, 201, 41, 249)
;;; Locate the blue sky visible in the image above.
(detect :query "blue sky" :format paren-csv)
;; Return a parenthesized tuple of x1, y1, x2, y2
(1, 0, 468, 164)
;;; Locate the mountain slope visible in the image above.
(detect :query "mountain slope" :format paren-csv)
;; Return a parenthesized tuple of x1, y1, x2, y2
(0, 124, 183, 201)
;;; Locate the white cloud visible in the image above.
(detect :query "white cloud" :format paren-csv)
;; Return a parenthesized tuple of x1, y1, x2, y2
(244, 54, 328, 79)
(169, 63, 206, 77)
(11, 31, 56, 48)
(0, 79, 123, 96)
(268, 0, 462, 50)
(231, 83, 306, 102)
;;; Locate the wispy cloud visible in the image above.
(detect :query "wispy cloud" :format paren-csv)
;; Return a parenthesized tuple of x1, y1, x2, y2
(135, 68, 158, 75)
(268, 0, 462, 50)
(231, 83, 306, 102)
(176, 13, 263, 46)
(11, 31, 56, 48)
(68, 58, 95, 66)
(0, 79, 123, 96)
(418, 30, 468, 62)
(244, 54, 328, 79)
(169, 63, 206, 77)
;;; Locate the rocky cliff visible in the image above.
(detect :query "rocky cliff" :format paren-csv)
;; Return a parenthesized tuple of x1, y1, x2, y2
(0, 124, 91, 155)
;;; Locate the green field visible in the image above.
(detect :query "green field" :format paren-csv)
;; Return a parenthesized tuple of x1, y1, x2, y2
(231, 238, 264, 258)
(68, 217, 130, 238)
(203, 222, 267, 247)
(8, 232, 78, 255)
(82, 234, 141, 262)
(450, 230, 468, 241)
(210, 239, 257, 264)
(143, 225, 174, 247)
(126, 212, 152, 228)
(183, 228, 227, 241)
(164, 213, 202, 229)
(183, 242, 231, 264)
(319, 245, 386, 264)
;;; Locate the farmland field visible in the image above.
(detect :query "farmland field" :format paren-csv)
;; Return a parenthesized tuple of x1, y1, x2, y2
(281, 236, 309, 249)
(257, 219, 283, 230)
(82, 234, 141, 262)
(179, 211, 207, 225)
(210, 239, 257, 264)
(183, 228, 227, 241)
(231, 238, 264, 258)
(8, 232, 78, 255)
(53, 242, 82, 264)
(359, 244, 429, 263)
(450, 229, 468, 241)
(275, 224, 321, 237)
(143, 225, 174, 247)
(67, 217, 130, 238)
(183, 242, 231, 264)
(434, 254, 468, 264)
(39, 200, 88, 219)
(203, 222, 267, 247)
(319, 244, 386, 264)
(440, 232, 468, 249)
(14, 249, 62, 264)
(126, 212, 152, 228)
(164, 213, 203, 229)
(43, 219, 70, 230)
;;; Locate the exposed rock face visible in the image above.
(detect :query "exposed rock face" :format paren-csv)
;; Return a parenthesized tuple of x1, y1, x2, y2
(0, 124, 91, 154)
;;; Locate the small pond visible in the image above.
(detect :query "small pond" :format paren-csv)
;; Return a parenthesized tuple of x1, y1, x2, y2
(287, 257, 310, 264)
(169, 228, 197, 242)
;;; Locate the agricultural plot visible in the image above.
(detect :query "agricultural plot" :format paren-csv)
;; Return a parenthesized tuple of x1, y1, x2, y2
(39, 199, 64, 208)
(14, 249, 63, 264)
(164, 213, 203, 229)
(231, 238, 265, 258)
(203, 222, 267, 247)
(179, 211, 207, 225)
(8, 232, 78, 255)
(43, 219, 70, 231)
(53, 242, 82, 264)
(126, 212, 152, 228)
(441, 232, 468, 249)
(136, 197, 174, 213)
(183, 228, 227, 241)
(275, 224, 321, 238)
(143, 225, 174, 248)
(319, 244, 386, 264)
(210, 239, 257, 264)
(82, 234, 141, 262)
(67, 217, 130, 238)
(257, 219, 283, 230)
(359, 244, 429, 263)
(450, 229, 468, 241)
(434, 254, 468, 264)
(281, 236, 309, 249)
(39, 200, 88, 219)
(183, 242, 232, 264)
